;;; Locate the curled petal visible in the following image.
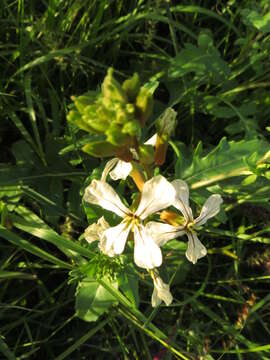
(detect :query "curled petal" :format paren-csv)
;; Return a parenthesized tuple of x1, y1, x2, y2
(110, 160, 133, 181)
(100, 221, 131, 256)
(172, 179, 193, 222)
(134, 224, 162, 269)
(195, 194, 223, 226)
(84, 179, 130, 218)
(145, 221, 185, 247)
(186, 232, 207, 264)
(135, 175, 176, 220)
(101, 158, 119, 181)
(152, 276, 173, 307)
(84, 216, 110, 243)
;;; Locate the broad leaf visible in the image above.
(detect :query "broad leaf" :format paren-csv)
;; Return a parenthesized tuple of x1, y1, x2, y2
(75, 278, 118, 322)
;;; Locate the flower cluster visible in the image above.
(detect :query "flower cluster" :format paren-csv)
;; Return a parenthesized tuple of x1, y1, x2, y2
(84, 157, 223, 307)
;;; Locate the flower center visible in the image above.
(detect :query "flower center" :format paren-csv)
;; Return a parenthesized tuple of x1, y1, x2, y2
(125, 213, 140, 232)
(186, 221, 195, 232)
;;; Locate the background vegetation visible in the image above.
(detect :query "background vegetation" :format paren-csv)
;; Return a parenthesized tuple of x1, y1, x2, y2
(0, 0, 270, 359)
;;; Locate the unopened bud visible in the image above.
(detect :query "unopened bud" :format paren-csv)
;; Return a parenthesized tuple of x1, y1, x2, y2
(122, 73, 140, 102)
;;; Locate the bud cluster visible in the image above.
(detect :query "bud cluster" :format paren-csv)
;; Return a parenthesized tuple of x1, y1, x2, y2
(67, 68, 153, 158)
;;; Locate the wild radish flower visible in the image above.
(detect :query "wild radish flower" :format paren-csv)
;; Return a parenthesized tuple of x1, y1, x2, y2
(84, 175, 175, 269)
(146, 180, 223, 264)
(84, 216, 117, 257)
(101, 134, 157, 181)
(150, 271, 173, 307)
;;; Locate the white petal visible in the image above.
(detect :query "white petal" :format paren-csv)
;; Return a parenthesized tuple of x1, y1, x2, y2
(172, 179, 193, 221)
(133, 224, 162, 269)
(135, 175, 176, 220)
(110, 160, 133, 181)
(151, 288, 162, 307)
(144, 133, 157, 146)
(185, 232, 207, 264)
(84, 179, 130, 218)
(152, 276, 173, 307)
(145, 221, 185, 247)
(84, 216, 110, 243)
(194, 194, 223, 226)
(100, 221, 131, 256)
(101, 158, 119, 181)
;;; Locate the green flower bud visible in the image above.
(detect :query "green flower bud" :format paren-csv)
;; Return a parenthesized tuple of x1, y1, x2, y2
(102, 68, 127, 103)
(156, 108, 177, 141)
(138, 144, 155, 165)
(72, 91, 97, 114)
(122, 120, 141, 137)
(82, 141, 119, 158)
(106, 123, 130, 146)
(122, 73, 140, 102)
(136, 87, 153, 125)
(67, 109, 97, 133)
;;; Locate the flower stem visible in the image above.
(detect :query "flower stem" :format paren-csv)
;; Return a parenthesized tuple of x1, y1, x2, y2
(130, 165, 145, 192)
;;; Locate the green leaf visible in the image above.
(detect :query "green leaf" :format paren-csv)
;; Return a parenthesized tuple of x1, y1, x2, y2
(168, 31, 230, 84)
(118, 264, 139, 308)
(75, 277, 118, 322)
(242, 9, 270, 33)
(175, 137, 270, 189)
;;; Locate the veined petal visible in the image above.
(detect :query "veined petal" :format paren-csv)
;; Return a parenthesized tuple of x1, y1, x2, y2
(101, 158, 119, 181)
(84, 216, 110, 243)
(171, 179, 193, 222)
(152, 276, 173, 307)
(186, 232, 207, 264)
(100, 221, 131, 256)
(194, 194, 223, 226)
(84, 179, 130, 218)
(133, 224, 162, 269)
(145, 221, 185, 247)
(135, 175, 176, 220)
(110, 160, 133, 181)
(144, 133, 157, 146)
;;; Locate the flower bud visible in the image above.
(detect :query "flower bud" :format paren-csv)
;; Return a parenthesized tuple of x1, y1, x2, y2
(122, 73, 140, 102)
(138, 144, 155, 165)
(102, 68, 127, 103)
(136, 87, 153, 125)
(83, 141, 120, 158)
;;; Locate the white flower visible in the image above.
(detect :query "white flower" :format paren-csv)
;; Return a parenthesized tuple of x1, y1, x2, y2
(101, 134, 157, 181)
(151, 273, 173, 307)
(146, 180, 223, 264)
(84, 216, 110, 244)
(84, 217, 118, 257)
(84, 174, 175, 269)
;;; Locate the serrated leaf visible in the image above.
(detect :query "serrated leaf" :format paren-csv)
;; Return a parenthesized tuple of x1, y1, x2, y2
(75, 278, 118, 322)
(175, 137, 270, 189)
(168, 33, 230, 84)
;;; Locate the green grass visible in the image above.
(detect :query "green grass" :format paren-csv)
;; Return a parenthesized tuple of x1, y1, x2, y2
(0, 0, 270, 359)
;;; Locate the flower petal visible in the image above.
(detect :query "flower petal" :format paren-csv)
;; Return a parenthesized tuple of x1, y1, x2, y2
(145, 221, 185, 247)
(171, 179, 193, 221)
(194, 194, 223, 226)
(110, 160, 133, 181)
(152, 276, 173, 307)
(84, 179, 130, 218)
(133, 224, 162, 269)
(101, 158, 119, 181)
(151, 288, 162, 307)
(144, 133, 157, 146)
(100, 221, 131, 256)
(135, 175, 176, 220)
(84, 216, 110, 243)
(185, 232, 207, 264)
